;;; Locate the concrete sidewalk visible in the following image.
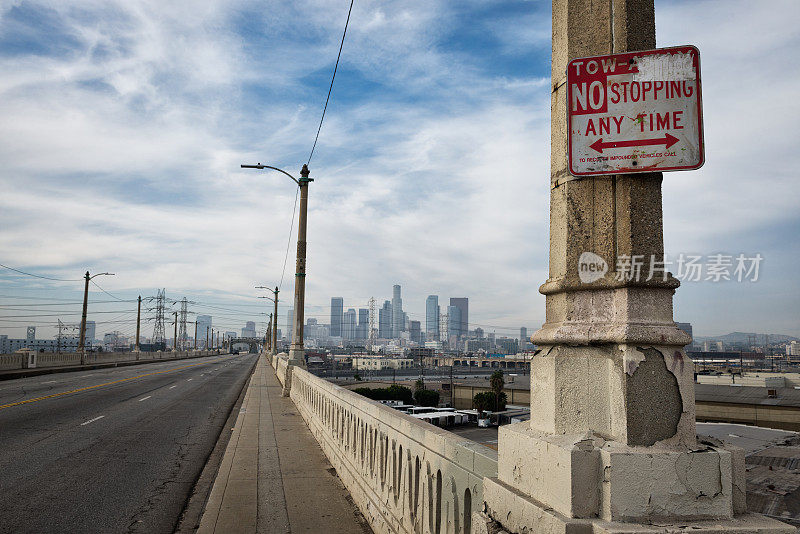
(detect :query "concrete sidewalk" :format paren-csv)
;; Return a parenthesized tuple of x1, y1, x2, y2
(197, 355, 371, 534)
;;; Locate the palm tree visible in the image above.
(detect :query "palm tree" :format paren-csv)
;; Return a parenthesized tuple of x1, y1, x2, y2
(490, 370, 504, 412)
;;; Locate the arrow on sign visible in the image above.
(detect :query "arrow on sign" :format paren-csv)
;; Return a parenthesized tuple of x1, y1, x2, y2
(589, 133, 679, 154)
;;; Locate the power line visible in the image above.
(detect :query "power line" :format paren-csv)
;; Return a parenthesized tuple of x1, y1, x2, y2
(306, 0, 354, 166)
(90, 279, 130, 302)
(0, 263, 82, 282)
(279, 186, 299, 290)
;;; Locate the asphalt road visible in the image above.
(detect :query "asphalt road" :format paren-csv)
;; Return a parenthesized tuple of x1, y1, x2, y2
(0, 352, 257, 534)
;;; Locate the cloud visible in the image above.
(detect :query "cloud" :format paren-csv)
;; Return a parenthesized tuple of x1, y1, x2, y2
(0, 0, 797, 341)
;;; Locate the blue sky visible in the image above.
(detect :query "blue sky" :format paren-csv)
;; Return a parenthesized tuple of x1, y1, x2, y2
(0, 0, 798, 341)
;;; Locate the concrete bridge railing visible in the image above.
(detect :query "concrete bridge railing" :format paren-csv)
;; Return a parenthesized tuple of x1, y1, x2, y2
(286, 360, 497, 534)
(0, 350, 222, 371)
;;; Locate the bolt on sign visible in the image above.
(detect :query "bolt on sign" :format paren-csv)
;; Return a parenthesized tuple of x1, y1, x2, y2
(567, 45, 704, 176)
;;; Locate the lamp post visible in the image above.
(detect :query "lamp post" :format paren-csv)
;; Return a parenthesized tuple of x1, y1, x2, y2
(79, 271, 114, 364)
(256, 286, 280, 356)
(245, 162, 312, 366)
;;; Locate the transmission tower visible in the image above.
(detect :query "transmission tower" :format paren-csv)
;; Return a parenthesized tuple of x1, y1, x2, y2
(178, 298, 188, 350)
(152, 289, 166, 345)
(368, 297, 376, 351)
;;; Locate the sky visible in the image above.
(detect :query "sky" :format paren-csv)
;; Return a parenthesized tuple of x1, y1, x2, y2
(0, 0, 798, 342)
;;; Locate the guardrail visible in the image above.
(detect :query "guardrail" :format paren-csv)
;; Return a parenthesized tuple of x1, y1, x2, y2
(289, 364, 497, 534)
(0, 350, 222, 371)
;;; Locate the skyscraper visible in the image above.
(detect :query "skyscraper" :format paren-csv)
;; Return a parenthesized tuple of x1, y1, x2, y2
(409, 320, 421, 343)
(343, 308, 357, 340)
(357, 308, 369, 340)
(242, 321, 256, 338)
(520, 327, 528, 342)
(378, 300, 392, 339)
(287, 309, 294, 342)
(425, 295, 439, 341)
(85, 321, 96, 343)
(330, 297, 343, 337)
(449, 297, 468, 338)
(447, 305, 461, 341)
(392, 285, 403, 338)
(197, 315, 212, 347)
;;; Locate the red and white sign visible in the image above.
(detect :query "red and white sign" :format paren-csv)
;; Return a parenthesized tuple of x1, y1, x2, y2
(567, 45, 704, 176)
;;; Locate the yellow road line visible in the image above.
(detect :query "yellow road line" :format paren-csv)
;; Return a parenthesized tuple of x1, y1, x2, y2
(0, 356, 229, 411)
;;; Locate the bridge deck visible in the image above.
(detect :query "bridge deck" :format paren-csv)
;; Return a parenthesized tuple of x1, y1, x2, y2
(198, 355, 371, 533)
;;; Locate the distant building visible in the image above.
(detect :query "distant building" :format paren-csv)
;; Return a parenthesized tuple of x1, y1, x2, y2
(197, 315, 212, 347)
(676, 322, 693, 348)
(286, 309, 294, 342)
(447, 305, 461, 343)
(357, 308, 369, 340)
(787, 341, 800, 357)
(409, 320, 421, 343)
(26, 326, 35, 342)
(352, 356, 413, 371)
(379, 300, 392, 339)
(475, 327, 484, 339)
(343, 308, 357, 340)
(242, 321, 256, 338)
(330, 297, 343, 337)
(392, 285, 403, 338)
(85, 321, 96, 344)
(449, 297, 468, 339)
(426, 295, 439, 341)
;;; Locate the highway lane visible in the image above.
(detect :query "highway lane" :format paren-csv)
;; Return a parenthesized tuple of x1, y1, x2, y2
(0, 352, 258, 534)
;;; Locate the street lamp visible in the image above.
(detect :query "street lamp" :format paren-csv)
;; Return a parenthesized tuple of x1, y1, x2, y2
(244, 163, 312, 367)
(79, 271, 114, 363)
(256, 285, 279, 356)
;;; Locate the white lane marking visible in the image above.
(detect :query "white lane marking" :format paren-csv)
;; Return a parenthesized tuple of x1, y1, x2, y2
(187, 378, 193, 382)
(42, 380, 57, 384)
(138, 395, 152, 402)
(169, 385, 177, 389)
(81, 374, 94, 377)
(81, 415, 105, 426)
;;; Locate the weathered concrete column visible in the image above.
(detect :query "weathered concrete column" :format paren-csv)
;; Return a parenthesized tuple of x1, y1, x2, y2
(476, 1, 793, 532)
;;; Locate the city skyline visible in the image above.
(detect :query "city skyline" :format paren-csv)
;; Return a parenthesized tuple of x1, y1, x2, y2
(0, 1, 796, 340)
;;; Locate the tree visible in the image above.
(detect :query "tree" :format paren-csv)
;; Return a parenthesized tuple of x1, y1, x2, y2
(414, 388, 440, 407)
(490, 370, 505, 412)
(353, 372, 362, 381)
(415, 378, 424, 392)
(473, 391, 507, 415)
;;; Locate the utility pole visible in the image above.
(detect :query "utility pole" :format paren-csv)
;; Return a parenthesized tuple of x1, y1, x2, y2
(272, 288, 279, 355)
(135, 296, 141, 352)
(288, 164, 312, 366)
(78, 271, 90, 355)
(78, 270, 113, 363)
(173, 311, 178, 351)
(268, 313, 273, 352)
(194, 320, 198, 350)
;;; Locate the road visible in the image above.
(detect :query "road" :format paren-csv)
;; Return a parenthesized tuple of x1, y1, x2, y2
(0, 352, 257, 534)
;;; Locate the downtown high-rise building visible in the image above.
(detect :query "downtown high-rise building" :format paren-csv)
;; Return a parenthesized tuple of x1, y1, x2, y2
(378, 300, 392, 339)
(197, 315, 212, 346)
(447, 305, 461, 341)
(242, 321, 256, 338)
(357, 308, 369, 340)
(409, 320, 421, 343)
(392, 285, 403, 338)
(286, 309, 294, 342)
(449, 297, 468, 338)
(330, 297, 343, 337)
(343, 308, 357, 340)
(425, 295, 439, 341)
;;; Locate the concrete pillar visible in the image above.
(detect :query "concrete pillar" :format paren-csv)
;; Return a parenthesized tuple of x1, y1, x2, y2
(476, 1, 792, 532)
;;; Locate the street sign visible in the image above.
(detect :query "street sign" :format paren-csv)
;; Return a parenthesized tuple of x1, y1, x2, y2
(567, 45, 704, 176)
